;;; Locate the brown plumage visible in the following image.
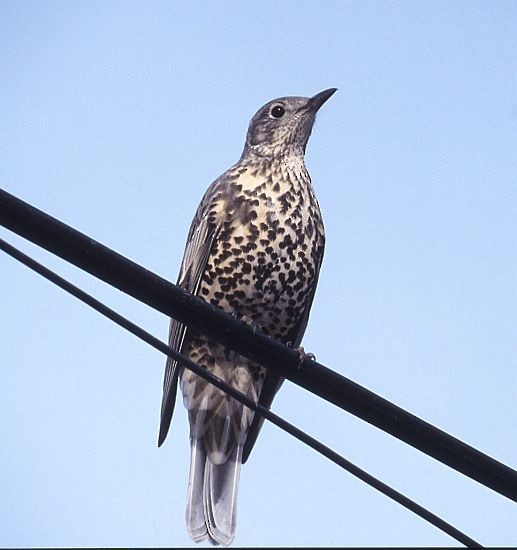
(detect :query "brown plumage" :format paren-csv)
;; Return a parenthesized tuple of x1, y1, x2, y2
(159, 88, 336, 545)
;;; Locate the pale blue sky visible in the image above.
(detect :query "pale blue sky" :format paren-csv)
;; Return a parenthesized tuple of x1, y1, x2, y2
(1, 1, 516, 546)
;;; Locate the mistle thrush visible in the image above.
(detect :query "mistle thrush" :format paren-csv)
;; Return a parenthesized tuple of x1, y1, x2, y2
(159, 88, 336, 545)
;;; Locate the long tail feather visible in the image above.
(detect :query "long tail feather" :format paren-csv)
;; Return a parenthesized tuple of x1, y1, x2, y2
(186, 437, 209, 542)
(185, 433, 243, 546)
(204, 443, 242, 546)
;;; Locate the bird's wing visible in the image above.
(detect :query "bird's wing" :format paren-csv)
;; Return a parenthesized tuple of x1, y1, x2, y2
(242, 253, 324, 463)
(158, 212, 219, 446)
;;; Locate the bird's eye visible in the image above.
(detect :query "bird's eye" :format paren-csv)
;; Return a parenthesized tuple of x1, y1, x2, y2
(270, 105, 285, 118)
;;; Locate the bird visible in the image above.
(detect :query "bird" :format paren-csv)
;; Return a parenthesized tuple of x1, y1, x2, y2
(158, 88, 336, 545)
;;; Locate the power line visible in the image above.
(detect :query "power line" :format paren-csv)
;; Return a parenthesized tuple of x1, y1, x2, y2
(1, 187, 516, 503)
(1, 188, 516, 497)
(0, 236, 482, 548)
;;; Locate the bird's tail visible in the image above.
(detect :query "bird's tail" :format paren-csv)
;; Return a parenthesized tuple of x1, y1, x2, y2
(186, 436, 242, 546)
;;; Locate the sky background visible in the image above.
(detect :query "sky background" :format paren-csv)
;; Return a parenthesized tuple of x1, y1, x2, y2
(1, 1, 516, 547)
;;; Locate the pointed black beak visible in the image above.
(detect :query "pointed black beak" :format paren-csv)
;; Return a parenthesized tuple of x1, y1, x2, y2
(309, 88, 338, 111)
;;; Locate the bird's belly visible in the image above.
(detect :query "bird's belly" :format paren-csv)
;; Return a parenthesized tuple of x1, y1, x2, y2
(199, 228, 317, 342)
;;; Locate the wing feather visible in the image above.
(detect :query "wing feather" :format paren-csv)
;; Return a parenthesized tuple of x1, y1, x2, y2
(158, 214, 219, 446)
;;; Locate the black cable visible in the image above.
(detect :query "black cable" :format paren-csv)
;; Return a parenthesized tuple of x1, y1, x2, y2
(0, 237, 482, 548)
(1, 188, 516, 503)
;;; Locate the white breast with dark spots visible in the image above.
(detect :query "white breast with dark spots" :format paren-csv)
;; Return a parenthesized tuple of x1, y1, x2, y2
(199, 161, 324, 342)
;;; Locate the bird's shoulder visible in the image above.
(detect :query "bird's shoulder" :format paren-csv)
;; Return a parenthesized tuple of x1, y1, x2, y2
(187, 161, 269, 232)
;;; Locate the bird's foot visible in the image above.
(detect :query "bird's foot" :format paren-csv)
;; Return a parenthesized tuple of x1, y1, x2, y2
(238, 314, 261, 334)
(226, 315, 261, 360)
(296, 346, 316, 363)
(286, 342, 316, 367)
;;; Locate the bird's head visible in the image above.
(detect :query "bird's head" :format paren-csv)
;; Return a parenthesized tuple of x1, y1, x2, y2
(242, 88, 337, 159)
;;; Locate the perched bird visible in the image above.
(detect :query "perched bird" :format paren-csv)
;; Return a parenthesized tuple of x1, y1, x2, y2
(159, 88, 336, 545)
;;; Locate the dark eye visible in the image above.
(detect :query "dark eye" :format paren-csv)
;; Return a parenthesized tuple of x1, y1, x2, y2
(271, 105, 285, 118)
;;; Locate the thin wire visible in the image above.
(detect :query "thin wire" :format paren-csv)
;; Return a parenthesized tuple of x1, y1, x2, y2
(0, 237, 483, 548)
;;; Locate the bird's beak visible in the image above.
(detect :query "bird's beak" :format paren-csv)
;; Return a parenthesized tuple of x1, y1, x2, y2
(309, 88, 338, 111)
